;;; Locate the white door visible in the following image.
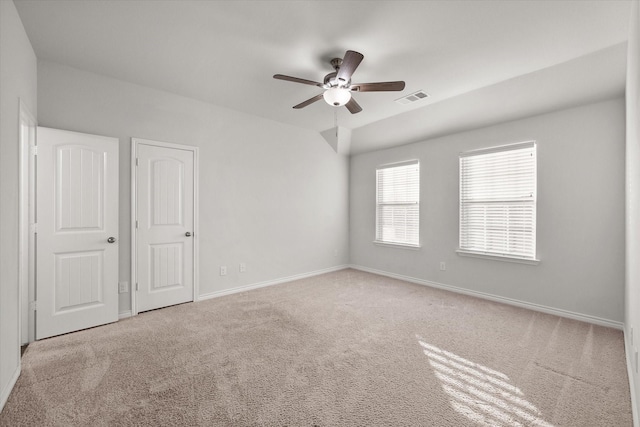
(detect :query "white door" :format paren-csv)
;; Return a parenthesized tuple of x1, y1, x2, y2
(36, 127, 119, 339)
(134, 140, 195, 313)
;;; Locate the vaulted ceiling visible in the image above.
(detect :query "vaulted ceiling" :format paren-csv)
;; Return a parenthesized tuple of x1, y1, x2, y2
(14, 0, 631, 154)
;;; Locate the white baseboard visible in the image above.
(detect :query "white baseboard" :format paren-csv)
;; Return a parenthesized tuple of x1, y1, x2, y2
(118, 310, 132, 320)
(624, 325, 640, 427)
(350, 264, 624, 330)
(198, 265, 349, 301)
(0, 363, 20, 412)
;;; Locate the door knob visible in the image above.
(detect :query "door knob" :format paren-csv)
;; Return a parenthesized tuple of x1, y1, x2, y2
(107, 237, 116, 243)
(185, 232, 192, 237)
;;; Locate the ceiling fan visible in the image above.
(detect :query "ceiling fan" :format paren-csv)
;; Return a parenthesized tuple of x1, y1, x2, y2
(273, 50, 405, 114)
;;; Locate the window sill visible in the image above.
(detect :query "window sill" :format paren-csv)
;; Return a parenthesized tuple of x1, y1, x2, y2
(374, 241, 421, 250)
(456, 249, 540, 265)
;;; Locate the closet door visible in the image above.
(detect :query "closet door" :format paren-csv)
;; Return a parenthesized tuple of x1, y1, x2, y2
(133, 139, 195, 313)
(36, 127, 119, 339)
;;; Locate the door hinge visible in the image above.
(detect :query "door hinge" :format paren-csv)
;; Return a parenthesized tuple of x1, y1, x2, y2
(30, 223, 38, 234)
(30, 146, 38, 156)
(135, 220, 138, 229)
(135, 158, 139, 166)
(29, 301, 37, 311)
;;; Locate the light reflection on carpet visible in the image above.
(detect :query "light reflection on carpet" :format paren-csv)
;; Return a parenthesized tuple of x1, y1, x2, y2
(417, 337, 554, 427)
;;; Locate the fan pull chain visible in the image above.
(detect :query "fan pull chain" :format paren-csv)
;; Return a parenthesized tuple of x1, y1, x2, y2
(334, 109, 338, 138)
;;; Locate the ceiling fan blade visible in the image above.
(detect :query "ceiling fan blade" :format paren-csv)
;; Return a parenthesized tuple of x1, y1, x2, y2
(345, 97, 362, 114)
(351, 81, 406, 92)
(336, 50, 364, 84)
(293, 93, 324, 109)
(274, 74, 323, 87)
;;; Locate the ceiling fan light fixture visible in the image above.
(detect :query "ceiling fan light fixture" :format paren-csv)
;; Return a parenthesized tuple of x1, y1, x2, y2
(323, 87, 351, 106)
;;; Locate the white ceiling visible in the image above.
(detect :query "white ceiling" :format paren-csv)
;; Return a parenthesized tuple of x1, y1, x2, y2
(14, 0, 631, 154)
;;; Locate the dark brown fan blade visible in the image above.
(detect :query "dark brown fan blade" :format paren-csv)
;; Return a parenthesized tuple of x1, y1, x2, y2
(351, 81, 406, 92)
(336, 50, 364, 84)
(345, 97, 362, 114)
(274, 74, 323, 87)
(293, 93, 324, 109)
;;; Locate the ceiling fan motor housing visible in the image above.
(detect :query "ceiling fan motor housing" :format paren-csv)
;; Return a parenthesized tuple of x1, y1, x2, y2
(324, 58, 351, 88)
(324, 71, 348, 88)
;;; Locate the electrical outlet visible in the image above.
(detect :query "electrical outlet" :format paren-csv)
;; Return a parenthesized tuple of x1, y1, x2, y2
(239, 263, 246, 273)
(439, 262, 446, 271)
(220, 266, 227, 276)
(118, 281, 128, 293)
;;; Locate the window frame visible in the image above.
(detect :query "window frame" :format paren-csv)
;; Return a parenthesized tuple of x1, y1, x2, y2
(457, 141, 539, 264)
(374, 160, 421, 249)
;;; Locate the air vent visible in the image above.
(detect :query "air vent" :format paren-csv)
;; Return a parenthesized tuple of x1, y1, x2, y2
(395, 90, 430, 105)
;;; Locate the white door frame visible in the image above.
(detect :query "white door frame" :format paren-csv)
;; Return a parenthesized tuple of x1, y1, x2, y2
(130, 138, 199, 316)
(19, 100, 36, 344)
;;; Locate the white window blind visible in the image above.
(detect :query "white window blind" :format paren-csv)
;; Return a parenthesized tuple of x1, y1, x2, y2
(459, 142, 536, 260)
(376, 161, 420, 247)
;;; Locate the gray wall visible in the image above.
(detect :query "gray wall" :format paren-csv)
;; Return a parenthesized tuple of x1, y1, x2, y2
(0, 0, 37, 408)
(37, 60, 349, 314)
(625, 0, 640, 417)
(350, 98, 625, 323)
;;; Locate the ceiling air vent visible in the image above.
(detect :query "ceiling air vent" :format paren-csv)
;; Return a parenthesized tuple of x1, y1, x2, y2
(395, 90, 430, 105)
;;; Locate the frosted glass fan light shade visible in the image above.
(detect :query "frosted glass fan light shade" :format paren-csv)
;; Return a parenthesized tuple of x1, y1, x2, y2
(323, 87, 352, 106)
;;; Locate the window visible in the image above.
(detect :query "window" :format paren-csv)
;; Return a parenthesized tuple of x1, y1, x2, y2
(375, 161, 420, 247)
(459, 141, 537, 261)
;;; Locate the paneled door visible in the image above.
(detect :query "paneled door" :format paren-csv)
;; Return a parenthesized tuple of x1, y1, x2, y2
(36, 127, 119, 339)
(133, 139, 195, 313)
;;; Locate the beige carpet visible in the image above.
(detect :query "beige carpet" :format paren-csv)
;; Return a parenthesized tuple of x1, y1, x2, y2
(0, 269, 632, 426)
